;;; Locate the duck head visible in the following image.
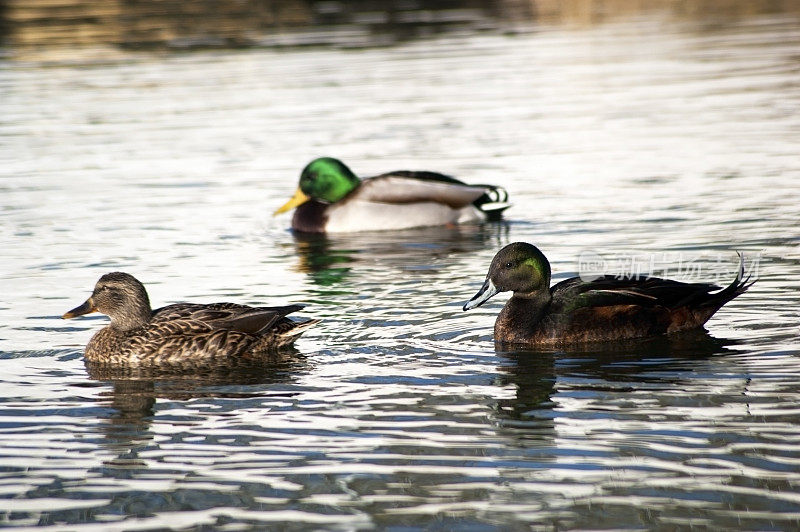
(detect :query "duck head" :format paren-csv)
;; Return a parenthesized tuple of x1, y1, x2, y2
(463, 242, 552, 310)
(63, 272, 152, 331)
(274, 157, 361, 214)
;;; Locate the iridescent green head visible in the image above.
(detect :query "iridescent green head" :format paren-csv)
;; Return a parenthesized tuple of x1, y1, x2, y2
(274, 157, 361, 215)
(300, 158, 360, 203)
(464, 243, 552, 310)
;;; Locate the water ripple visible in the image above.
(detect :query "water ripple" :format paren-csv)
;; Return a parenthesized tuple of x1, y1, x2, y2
(2, 12, 800, 530)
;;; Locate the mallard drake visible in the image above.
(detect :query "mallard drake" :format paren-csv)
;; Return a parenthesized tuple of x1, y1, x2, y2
(62, 272, 318, 364)
(274, 157, 511, 233)
(463, 243, 753, 346)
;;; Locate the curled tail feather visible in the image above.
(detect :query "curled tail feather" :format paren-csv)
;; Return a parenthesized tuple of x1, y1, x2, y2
(473, 184, 511, 221)
(685, 252, 755, 328)
(708, 252, 755, 308)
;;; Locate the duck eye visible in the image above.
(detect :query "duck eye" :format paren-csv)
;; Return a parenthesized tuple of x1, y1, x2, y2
(505, 261, 514, 268)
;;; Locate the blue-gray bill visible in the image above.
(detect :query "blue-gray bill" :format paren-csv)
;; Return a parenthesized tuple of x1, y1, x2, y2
(463, 279, 500, 311)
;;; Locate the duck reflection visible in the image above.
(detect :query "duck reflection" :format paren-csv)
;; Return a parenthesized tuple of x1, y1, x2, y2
(492, 330, 735, 443)
(495, 350, 557, 423)
(86, 352, 307, 459)
(546, 329, 736, 382)
(292, 222, 511, 286)
(493, 350, 558, 445)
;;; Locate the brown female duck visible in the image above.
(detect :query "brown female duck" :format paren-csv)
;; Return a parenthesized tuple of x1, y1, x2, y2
(463, 243, 753, 346)
(62, 272, 318, 364)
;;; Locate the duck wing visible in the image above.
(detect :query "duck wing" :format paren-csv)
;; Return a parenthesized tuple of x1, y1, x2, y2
(354, 174, 488, 209)
(550, 275, 723, 314)
(118, 303, 315, 362)
(545, 257, 752, 338)
(152, 303, 305, 334)
(153, 302, 249, 320)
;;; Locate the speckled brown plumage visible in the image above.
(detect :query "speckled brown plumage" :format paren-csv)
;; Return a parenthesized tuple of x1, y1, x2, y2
(63, 272, 318, 365)
(464, 242, 753, 347)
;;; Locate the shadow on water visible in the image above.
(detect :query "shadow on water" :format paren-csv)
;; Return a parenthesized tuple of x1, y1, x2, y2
(85, 352, 308, 456)
(492, 330, 736, 442)
(290, 222, 511, 286)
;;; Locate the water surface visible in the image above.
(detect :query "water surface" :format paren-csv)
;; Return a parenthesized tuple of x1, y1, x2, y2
(1, 13, 800, 530)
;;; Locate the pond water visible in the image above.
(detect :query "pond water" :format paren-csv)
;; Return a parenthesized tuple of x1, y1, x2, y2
(2, 12, 800, 530)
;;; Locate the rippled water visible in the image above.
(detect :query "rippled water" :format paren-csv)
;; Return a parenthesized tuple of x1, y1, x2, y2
(2, 13, 800, 530)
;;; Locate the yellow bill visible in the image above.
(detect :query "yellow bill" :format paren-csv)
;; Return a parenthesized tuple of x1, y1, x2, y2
(274, 188, 311, 215)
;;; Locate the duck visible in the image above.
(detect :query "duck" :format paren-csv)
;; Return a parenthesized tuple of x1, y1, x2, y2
(463, 242, 753, 346)
(273, 157, 511, 233)
(62, 272, 318, 365)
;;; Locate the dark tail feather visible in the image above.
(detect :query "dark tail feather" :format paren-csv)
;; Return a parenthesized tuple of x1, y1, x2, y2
(699, 252, 754, 315)
(251, 304, 305, 334)
(715, 252, 755, 301)
(473, 184, 511, 221)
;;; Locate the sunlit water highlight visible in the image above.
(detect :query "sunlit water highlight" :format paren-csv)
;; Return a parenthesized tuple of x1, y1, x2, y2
(1, 14, 800, 530)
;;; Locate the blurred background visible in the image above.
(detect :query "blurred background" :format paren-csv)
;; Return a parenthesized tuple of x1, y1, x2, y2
(2, 0, 799, 55)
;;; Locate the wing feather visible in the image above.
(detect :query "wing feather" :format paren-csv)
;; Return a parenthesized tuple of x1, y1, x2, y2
(355, 175, 486, 208)
(551, 275, 721, 313)
(151, 303, 304, 334)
